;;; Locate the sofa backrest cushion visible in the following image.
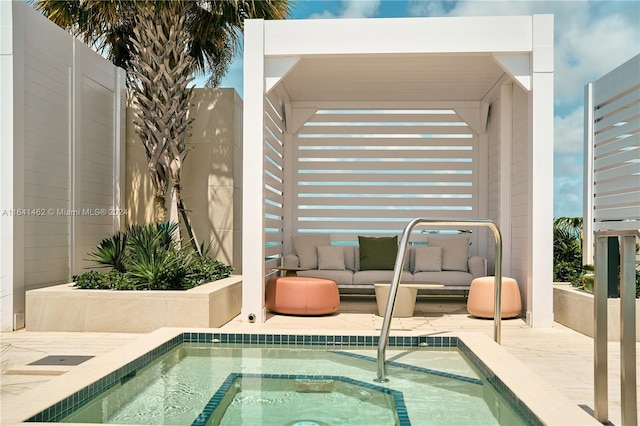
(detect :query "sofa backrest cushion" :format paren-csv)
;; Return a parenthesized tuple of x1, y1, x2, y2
(427, 235, 470, 271)
(413, 246, 443, 272)
(291, 234, 331, 269)
(317, 245, 346, 270)
(358, 236, 398, 270)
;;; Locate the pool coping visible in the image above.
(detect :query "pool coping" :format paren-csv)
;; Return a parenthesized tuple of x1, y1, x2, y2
(4, 327, 599, 426)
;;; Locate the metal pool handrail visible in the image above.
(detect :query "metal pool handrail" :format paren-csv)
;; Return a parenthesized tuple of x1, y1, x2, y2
(375, 218, 503, 383)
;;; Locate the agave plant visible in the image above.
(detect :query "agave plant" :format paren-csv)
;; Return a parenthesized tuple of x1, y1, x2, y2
(87, 232, 128, 272)
(76, 222, 232, 290)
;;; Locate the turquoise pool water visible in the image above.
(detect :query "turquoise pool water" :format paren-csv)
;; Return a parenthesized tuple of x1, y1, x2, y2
(29, 334, 541, 425)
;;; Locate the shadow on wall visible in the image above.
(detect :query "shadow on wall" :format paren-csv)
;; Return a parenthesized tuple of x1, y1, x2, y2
(125, 88, 243, 270)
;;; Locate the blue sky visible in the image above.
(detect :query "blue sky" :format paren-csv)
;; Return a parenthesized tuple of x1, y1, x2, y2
(217, 0, 640, 218)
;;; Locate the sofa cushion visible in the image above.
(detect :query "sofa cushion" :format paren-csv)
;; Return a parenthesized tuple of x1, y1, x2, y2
(344, 246, 357, 271)
(427, 235, 470, 271)
(292, 234, 331, 269)
(414, 246, 442, 272)
(358, 236, 398, 270)
(413, 271, 473, 287)
(297, 269, 354, 286)
(317, 245, 346, 270)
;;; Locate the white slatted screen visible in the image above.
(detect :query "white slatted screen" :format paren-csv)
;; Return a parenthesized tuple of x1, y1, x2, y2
(264, 95, 285, 269)
(292, 109, 478, 244)
(589, 55, 640, 232)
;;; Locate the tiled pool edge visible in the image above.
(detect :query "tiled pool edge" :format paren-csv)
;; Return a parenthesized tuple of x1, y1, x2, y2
(25, 332, 458, 423)
(8, 328, 599, 426)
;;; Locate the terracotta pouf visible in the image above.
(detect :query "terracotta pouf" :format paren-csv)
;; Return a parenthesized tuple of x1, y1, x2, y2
(467, 276, 522, 319)
(265, 276, 340, 315)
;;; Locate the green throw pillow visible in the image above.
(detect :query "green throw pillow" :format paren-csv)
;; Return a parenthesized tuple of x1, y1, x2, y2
(358, 236, 398, 270)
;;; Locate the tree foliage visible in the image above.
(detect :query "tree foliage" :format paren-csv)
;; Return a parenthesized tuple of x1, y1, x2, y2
(31, 0, 291, 87)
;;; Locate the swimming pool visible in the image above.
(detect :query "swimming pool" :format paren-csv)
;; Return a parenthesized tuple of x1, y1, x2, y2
(10, 329, 597, 425)
(27, 333, 536, 425)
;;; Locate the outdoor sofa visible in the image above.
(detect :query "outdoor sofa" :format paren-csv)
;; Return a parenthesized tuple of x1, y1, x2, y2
(282, 234, 487, 295)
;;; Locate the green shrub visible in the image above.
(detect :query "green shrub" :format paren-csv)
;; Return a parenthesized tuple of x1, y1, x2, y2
(73, 222, 233, 290)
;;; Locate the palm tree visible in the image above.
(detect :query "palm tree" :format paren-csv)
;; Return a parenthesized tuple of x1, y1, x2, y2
(553, 217, 584, 284)
(31, 1, 290, 86)
(32, 0, 291, 249)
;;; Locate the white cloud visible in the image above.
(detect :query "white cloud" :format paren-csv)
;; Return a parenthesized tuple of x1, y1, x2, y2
(407, 1, 640, 114)
(554, 107, 584, 155)
(554, 175, 584, 217)
(309, 0, 381, 19)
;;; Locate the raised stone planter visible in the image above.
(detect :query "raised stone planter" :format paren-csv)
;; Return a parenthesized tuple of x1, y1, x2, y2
(25, 276, 242, 333)
(553, 283, 640, 341)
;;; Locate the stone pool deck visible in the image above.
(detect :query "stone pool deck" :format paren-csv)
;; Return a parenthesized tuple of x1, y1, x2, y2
(2, 296, 638, 425)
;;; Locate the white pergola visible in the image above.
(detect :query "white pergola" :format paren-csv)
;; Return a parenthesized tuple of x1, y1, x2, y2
(242, 15, 554, 326)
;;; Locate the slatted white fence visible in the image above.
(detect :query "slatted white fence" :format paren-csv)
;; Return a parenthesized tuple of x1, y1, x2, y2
(584, 54, 640, 261)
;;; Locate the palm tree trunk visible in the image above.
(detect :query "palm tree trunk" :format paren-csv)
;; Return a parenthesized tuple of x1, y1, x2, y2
(154, 195, 167, 223)
(170, 181, 200, 254)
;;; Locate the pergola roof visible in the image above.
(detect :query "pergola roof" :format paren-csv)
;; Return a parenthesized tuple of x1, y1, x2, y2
(278, 54, 506, 103)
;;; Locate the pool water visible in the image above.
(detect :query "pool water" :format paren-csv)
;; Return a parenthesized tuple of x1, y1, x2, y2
(58, 342, 529, 425)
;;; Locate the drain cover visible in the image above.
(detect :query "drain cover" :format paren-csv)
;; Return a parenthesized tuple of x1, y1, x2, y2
(28, 355, 93, 366)
(287, 421, 328, 426)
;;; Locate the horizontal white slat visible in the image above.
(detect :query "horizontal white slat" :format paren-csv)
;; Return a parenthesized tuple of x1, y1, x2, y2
(264, 119, 284, 143)
(307, 113, 464, 123)
(297, 137, 475, 147)
(297, 193, 472, 204)
(594, 117, 640, 145)
(594, 175, 640, 194)
(595, 161, 640, 181)
(265, 161, 283, 180)
(297, 161, 473, 172)
(594, 133, 640, 157)
(298, 173, 473, 183)
(594, 104, 639, 132)
(594, 206, 640, 221)
(297, 207, 473, 219)
(264, 191, 284, 205)
(594, 220, 640, 232)
(297, 185, 472, 195)
(299, 125, 472, 135)
(265, 138, 284, 159)
(594, 190, 640, 208)
(594, 86, 640, 118)
(595, 148, 640, 170)
(265, 217, 283, 229)
(265, 245, 284, 258)
(298, 150, 473, 160)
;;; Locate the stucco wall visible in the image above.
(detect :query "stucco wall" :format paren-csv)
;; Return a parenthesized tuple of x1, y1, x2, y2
(125, 88, 243, 272)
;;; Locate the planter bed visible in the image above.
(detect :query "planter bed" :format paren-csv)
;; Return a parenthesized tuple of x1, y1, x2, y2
(25, 276, 242, 333)
(553, 283, 639, 341)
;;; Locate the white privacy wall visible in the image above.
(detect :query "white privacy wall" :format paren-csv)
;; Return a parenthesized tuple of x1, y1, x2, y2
(0, 2, 125, 331)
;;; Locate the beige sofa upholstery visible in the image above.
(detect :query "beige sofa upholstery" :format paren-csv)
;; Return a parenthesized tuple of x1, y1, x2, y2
(283, 234, 487, 293)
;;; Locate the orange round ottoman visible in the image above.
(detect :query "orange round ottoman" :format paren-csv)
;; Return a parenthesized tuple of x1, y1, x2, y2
(265, 276, 340, 316)
(467, 276, 522, 319)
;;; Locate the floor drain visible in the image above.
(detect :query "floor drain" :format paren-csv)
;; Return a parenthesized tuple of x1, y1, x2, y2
(287, 421, 328, 426)
(28, 355, 94, 366)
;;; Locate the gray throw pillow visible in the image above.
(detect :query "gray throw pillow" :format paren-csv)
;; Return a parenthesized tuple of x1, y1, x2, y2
(414, 246, 442, 272)
(317, 246, 346, 270)
(291, 234, 331, 269)
(427, 235, 470, 271)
